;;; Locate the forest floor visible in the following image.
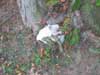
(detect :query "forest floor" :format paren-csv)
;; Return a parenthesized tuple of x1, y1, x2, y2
(0, 0, 100, 75)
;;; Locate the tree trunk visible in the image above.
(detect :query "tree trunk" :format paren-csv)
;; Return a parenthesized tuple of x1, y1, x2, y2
(17, 0, 47, 35)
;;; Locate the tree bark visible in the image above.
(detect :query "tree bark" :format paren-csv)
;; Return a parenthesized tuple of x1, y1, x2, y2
(17, 0, 47, 35)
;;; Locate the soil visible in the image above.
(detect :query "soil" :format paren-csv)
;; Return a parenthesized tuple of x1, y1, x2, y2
(0, 0, 100, 75)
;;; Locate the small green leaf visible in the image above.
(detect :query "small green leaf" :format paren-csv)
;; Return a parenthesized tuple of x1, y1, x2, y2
(96, 0, 100, 6)
(34, 54, 41, 65)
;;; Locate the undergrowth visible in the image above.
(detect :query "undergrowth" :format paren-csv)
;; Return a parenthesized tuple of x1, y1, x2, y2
(1, 0, 100, 75)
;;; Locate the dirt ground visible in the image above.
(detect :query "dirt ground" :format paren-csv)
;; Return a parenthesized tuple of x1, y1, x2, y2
(0, 0, 100, 75)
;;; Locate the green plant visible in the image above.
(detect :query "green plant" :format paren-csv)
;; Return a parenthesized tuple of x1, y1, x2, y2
(72, 0, 81, 11)
(65, 28, 80, 46)
(61, 22, 69, 32)
(45, 0, 58, 6)
(45, 47, 51, 58)
(3, 62, 15, 75)
(96, 0, 100, 6)
(20, 63, 31, 73)
(43, 48, 51, 63)
(33, 47, 51, 66)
